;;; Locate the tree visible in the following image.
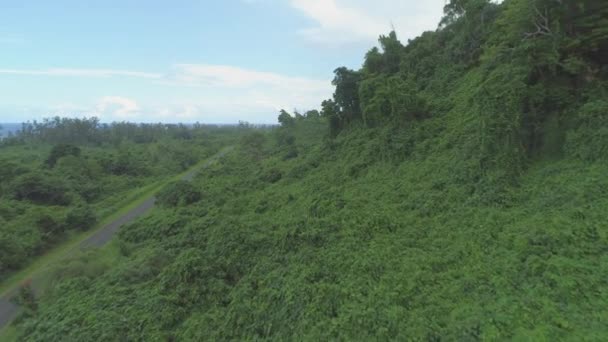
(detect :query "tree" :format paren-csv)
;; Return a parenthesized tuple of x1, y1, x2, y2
(565, 100, 608, 162)
(278, 110, 295, 128)
(65, 205, 97, 231)
(378, 31, 403, 74)
(359, 76, 391, 126)
(321, 99, 342, 137)
(332, 67, 362, 124)
(440, 0, 499, 66)
(55, 155, 88, 180)
(441, 0, 491, 26)
(305, 110, 320, 119)
(294, 110, 305, 121)
(11, 171, 70, 205)
(45, 144, 81, 168)
(240, 131, 267, 160)
(0, 160, 25, 185)
(363, 47, 384, 75)
(359, 74, 428, 126)
(108, 148, 147, 176)
(36, 212, 63, 242)
(156, 181, 202, 207)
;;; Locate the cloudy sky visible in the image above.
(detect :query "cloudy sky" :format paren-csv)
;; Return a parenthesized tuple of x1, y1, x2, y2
(0, 0, 446, 123)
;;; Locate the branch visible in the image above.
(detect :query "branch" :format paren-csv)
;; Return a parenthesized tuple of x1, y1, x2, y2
(523, 5, 553, 40)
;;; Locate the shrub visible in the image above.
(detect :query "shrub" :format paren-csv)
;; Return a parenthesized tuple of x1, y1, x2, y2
(12, 280, 37, 313)
(45, 144, 81, 168)
(565, 100, 608, 162)
(11, 172, 70, 205)
(261, 169, 282, 183)
(156, 181, 202, 207)
(65, 205, 97, 231)
(36, 212, 64, 242)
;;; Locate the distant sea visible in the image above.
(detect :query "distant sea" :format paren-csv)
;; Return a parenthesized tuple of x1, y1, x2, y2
(0, 123, 21, 139)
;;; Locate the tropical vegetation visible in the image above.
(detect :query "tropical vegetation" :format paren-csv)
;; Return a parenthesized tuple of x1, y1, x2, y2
(3, 0, 608, 340)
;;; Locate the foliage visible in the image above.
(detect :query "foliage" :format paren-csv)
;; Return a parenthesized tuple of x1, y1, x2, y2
(11, 281, 38, 314)
(10, 171, 71, 206)
(7, 0, 608, 340)
(45, 144, 81, 168)
(65, 205, 97, 231)
(565, 100, 608, 162)
(156, 181, 202, 207)
(277, 109, 295, 128)
(0, 121, 247, 280)
(239, 131, 268, 160)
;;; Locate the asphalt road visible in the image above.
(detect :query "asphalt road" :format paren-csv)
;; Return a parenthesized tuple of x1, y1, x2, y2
(0, 299, 17, 331)
(79, 197, 156, 249)
(0, 148, 230, 330)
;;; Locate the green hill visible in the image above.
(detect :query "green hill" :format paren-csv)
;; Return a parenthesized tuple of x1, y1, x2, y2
(10, 0, 608, 340)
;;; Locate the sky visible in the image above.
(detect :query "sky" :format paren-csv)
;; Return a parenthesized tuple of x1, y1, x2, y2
(0, 0, 447, 124)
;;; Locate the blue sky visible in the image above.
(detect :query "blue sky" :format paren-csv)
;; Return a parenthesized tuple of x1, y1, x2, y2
(0, 0, 446, 123)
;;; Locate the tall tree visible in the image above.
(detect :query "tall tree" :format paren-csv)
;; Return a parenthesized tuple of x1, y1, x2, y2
(332, 67, 362, 125)
(278, 109, 295, 128)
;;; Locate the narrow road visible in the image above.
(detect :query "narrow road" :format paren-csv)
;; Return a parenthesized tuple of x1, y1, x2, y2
(79, 197, 156, 249)
(0, 148, 230, 330)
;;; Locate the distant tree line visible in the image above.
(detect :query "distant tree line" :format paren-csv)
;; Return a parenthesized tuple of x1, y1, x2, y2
(2, 116, 250, 146)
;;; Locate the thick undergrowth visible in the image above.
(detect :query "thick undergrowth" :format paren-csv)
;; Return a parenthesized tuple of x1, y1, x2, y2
(9, 0, 608, 340)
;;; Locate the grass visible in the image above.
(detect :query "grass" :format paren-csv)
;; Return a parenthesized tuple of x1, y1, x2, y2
(0, 325, 18, 341)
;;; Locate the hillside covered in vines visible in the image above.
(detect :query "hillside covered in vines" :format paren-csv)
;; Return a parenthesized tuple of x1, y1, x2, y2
(9, 0, 608, 340)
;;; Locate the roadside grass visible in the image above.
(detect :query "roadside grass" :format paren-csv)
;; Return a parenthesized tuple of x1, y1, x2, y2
(36, 239, 123, 295)
(0, 325, 17, 341)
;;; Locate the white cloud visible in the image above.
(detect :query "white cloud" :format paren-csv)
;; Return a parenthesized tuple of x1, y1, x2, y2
(288, 0, 446, 46)
(0, 64, 332, 123)
(167, 64, 329, 91)
(0, 68, 161, 79)
(3, 63, 333, 123)
(162, 63, 333, 120)
(153, 105, 208, 121)
(291, 0, 387, 44)
(94, 96, 141, 120)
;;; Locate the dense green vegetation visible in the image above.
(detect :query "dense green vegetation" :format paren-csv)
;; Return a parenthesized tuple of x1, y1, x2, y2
(0, 118, 246, 282)
(6, 0, 608, 340)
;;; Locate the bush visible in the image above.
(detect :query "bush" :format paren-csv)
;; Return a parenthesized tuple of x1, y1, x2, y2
(36, 212, 64, 242)
(240, 132, 267, 160)
(565, 100, 608, 162)
(261, 168, 282, 183)
(11, 172, 70, 205)
(65, 205, 97, 231)
(11, 281, 37, 313)
(0, 160, 27, 187)
(156, 181, 202, 207)
(45, 144, 81, 168)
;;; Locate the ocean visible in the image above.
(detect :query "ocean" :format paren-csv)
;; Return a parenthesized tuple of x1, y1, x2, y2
(0, 123, 21, 139)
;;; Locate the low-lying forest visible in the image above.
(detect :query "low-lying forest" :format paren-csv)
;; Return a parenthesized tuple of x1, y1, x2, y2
(0, 118, 248, 282)
(5, 0, 608, 340)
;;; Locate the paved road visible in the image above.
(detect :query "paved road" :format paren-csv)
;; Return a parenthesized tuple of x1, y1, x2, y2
(79, 197, 156, 249)
(0, 299, 17, 331)
(0, 148, 230, 330)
